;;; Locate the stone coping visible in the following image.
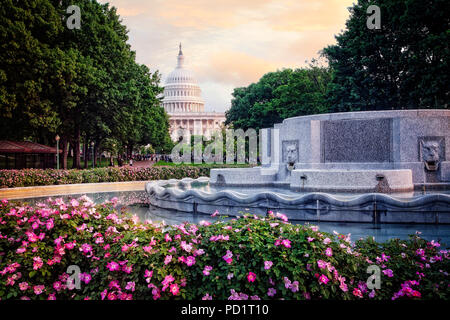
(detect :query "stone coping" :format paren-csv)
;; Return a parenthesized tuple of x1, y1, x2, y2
(0, 181, 148, 200)
(281, 109, 450, 124)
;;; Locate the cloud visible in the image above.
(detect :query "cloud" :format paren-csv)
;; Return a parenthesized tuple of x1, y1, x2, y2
(196, 50, 280, 87)
(99, 0, 354, 112)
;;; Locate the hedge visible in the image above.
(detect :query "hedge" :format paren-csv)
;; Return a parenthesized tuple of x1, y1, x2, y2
(0, 165, 250, 189)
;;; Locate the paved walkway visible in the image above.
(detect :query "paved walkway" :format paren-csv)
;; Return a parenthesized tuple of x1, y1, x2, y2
(0, 181, 148, 200)
(130, 160, 154, 168)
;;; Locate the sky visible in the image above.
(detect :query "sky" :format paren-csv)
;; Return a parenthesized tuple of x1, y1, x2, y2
(98, 0, 354, 113)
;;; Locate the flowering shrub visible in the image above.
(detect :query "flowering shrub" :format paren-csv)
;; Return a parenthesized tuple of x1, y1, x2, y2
(0, 197, 448, 300)
(0, 165, 250, 188)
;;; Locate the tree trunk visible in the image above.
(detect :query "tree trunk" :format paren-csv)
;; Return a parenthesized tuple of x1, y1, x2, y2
(72, 127, 81, 169)
(83, 138, 88, 169)
(127, 144, 133, 160)
(61, 138, 68, 170)
(93, 143, 98, 168)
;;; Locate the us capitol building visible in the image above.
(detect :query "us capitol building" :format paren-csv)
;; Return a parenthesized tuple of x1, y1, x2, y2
(162, 44, 226, 141)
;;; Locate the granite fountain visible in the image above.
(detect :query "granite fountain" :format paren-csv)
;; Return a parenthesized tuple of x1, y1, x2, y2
(146, 110, 450, 224)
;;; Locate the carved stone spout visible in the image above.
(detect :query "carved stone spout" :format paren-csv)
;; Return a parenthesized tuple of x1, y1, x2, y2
(421, 140, 441, 172)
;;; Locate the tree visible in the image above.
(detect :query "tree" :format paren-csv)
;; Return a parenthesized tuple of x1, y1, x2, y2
(225, 62, 332, 131)
(0, 0, 173, 169)
(322, 0, 449, 112)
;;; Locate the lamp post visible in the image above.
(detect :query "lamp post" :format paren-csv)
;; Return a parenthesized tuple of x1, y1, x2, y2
(112, 143, 116, 167)
(91, 141, 95, 169)
(55, 135, 60, 170)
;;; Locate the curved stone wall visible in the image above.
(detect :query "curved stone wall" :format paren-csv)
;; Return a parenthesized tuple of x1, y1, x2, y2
(146, 178, 450, 224)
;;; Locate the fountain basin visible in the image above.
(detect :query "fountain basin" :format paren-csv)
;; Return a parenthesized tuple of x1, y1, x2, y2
(145, 177, 450, 224)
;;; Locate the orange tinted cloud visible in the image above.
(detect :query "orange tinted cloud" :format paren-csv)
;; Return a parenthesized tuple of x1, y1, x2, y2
(99, 0, 354, 112)
(197, 50, 280, 87)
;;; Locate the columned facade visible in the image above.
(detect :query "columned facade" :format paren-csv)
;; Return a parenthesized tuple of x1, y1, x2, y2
(162, 44, 226, 141)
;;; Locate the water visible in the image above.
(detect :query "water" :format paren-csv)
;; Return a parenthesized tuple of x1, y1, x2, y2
(7, 190, 450, 246)
(164, 180, 450, 200)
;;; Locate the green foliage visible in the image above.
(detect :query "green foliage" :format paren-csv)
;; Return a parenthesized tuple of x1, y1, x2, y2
(225, 62, 332, 131)
(0, 0, 172, 164)
(0, 165, 250, 188)
(322, 0, 450, 112)
(0, 198, 448, 300)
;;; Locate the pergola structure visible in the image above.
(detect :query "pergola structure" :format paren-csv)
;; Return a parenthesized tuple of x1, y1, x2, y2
(0, 141, 61, 169)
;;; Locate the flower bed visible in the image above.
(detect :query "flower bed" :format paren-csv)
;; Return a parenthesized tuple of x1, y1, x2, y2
(0, 197, 448, 300)
(0, 165, 250, 189)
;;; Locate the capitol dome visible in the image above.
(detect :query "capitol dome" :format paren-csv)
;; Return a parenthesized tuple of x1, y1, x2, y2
(162, 44, 204, 113)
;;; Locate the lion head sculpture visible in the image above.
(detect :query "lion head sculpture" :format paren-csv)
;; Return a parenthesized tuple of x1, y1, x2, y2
(286, 144, 297, 170)
(421, 140, 441, 171)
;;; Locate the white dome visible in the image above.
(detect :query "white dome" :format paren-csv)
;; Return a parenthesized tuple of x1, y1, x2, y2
(166, 67, 198, 84)
(162, 44, 204, 113)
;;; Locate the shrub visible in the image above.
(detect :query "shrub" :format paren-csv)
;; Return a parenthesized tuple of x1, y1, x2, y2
(0, 197, 448, 300)
(0, 165, 250, 188)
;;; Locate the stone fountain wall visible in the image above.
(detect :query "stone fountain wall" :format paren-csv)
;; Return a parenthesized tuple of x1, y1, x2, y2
(211, 110, 450, 192)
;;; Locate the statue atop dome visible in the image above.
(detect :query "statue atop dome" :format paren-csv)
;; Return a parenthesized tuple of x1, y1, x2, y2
(177, 43, 184, 68)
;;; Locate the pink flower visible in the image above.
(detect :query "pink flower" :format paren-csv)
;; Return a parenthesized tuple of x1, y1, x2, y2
(144, 269, 153, 284)
(281, 239, 291, 248)
(202, 293, 212, 300)
(125, 281, 135, 292)
(164, 233, 172, 242)
(317, 260, 327, 269)
(264, 261, 273, 270)
(276, 212, 288, 222)
(323, 238, 331, 244)
(162, 275, 175, 290)
(290, 281, 299, 293)
(106, 261, 120, 271)
(383, 269, 394, 277)
(185, 256, 196, 266)
(267, 288, 276, 297)
(180, 241, 193, 252)
(203, 266, 213, 276)
(318, 274, 329, 285)
(109, 280, 120, 290)
(33, 256, 43, 270)
(53, 281, 62, 291)
(19, 282, 29, 291)
(80, 243, 92, 254)
(211, 210, 219, 217)
(353, 288, 363, 298)
(325, 247, 333, 257)
(164, 255, 173, 265)
(222, 250, 233, 264)
(33, 285, 45, 295)
(194, 249, 205, 256)
(247, 272, 256, 283)
(307, 237, 314, 242)
(79, 273, 92, 285)
(46, 219, 54, 230)
(168, 246, 177, 253)
(170, 283, 180, 296)
(65, 241, 76, 250)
